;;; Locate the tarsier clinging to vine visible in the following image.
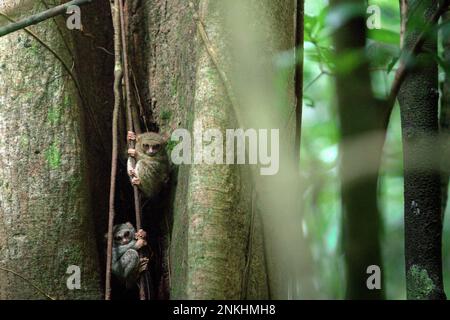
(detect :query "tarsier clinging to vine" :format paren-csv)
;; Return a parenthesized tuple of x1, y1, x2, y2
(127, 131, 170, 199)
(111, 222, 149, 288)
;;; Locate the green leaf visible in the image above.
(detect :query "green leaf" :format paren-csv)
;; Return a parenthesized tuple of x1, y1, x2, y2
(303, 95, 315, 108)
(368, 29, 400, 45)
(387, 57, 398, 74)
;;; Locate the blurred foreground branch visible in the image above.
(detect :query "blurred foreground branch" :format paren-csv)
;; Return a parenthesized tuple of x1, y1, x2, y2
(0, 0, 92, 38)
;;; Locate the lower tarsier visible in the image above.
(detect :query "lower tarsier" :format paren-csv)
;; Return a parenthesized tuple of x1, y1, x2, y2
(111, 223, 149, 288)
(111, 131, 170, 287)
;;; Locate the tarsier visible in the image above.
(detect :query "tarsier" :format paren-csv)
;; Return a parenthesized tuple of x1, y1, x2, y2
(111, 222, 149, 288)
(127, 131, 170, 198)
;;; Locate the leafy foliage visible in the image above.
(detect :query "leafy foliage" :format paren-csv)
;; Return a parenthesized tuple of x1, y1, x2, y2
(297, 0, 450, 299)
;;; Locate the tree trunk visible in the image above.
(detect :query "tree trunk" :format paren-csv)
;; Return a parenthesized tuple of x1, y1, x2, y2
(130, 0, 305, 299)
(295, 0, 304, 166)
(398, 0, 446, 300)
(295, 0, 318, 298)
(441, 9, 450, 215)
(0, 1, 104, 299)
(181, 0, 255, 299)
(0, 0, 307, 300)
(330, 0, 384, 300)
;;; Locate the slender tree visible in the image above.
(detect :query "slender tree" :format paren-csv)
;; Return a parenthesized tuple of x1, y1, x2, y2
(295, 0, 304, 165)
(330, 0, 384, 299)
(398, 0, 446, 300)
(295, 0, 318, 298)
(441, 8, 450, 214)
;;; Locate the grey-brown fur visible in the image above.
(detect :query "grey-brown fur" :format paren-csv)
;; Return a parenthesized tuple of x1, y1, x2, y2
(128, 132, 170, 198)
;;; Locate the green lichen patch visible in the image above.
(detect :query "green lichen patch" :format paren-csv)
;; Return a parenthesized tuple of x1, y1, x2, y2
(19, 135, 29, 149)
(407, 265, 435, 299)
(205, 67, 217, 83)
(45, 142, 61, 170)
(171, 78, 178, 97)
(47, 106, 62, 124)
(68, 174, 84, 204)
(161, 109, 173, 121)
(64, 95, 73, 109)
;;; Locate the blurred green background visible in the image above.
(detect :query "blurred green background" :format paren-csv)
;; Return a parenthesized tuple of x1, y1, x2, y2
(276, 0, 450, 299)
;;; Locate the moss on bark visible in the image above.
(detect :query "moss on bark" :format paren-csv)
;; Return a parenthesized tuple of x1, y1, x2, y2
(398, 0, 445, 300)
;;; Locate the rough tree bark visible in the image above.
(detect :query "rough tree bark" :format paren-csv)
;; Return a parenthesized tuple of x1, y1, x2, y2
(0, 0, 305, 299)
(130, 0, 303, 299)
(330, 0, 384, 299)
(0, 1, 107, 299)
(398, 0, 446, 300)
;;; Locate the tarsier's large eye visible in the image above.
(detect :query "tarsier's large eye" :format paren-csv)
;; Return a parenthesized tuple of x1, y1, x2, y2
(114, 236, 121, 241)
(143, 144, 150, 151)
(152, 144, 161, 152)
(123, 231, 130, 238)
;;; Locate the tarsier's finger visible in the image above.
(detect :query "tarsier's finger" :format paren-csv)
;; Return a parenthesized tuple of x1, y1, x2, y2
(128, 148, 136, 157)
(127, 131, 136, 140)
(137, 229, 147, 238)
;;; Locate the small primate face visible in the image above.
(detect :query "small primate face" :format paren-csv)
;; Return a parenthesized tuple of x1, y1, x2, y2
(113, 223, 135, 246)
(137, 132, 166, 157)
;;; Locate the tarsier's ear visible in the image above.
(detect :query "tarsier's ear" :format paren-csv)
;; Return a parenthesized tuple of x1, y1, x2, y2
(125, 222, 134, 229)
(161, 132, 171, 144)
(161, 124, 177, 143)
